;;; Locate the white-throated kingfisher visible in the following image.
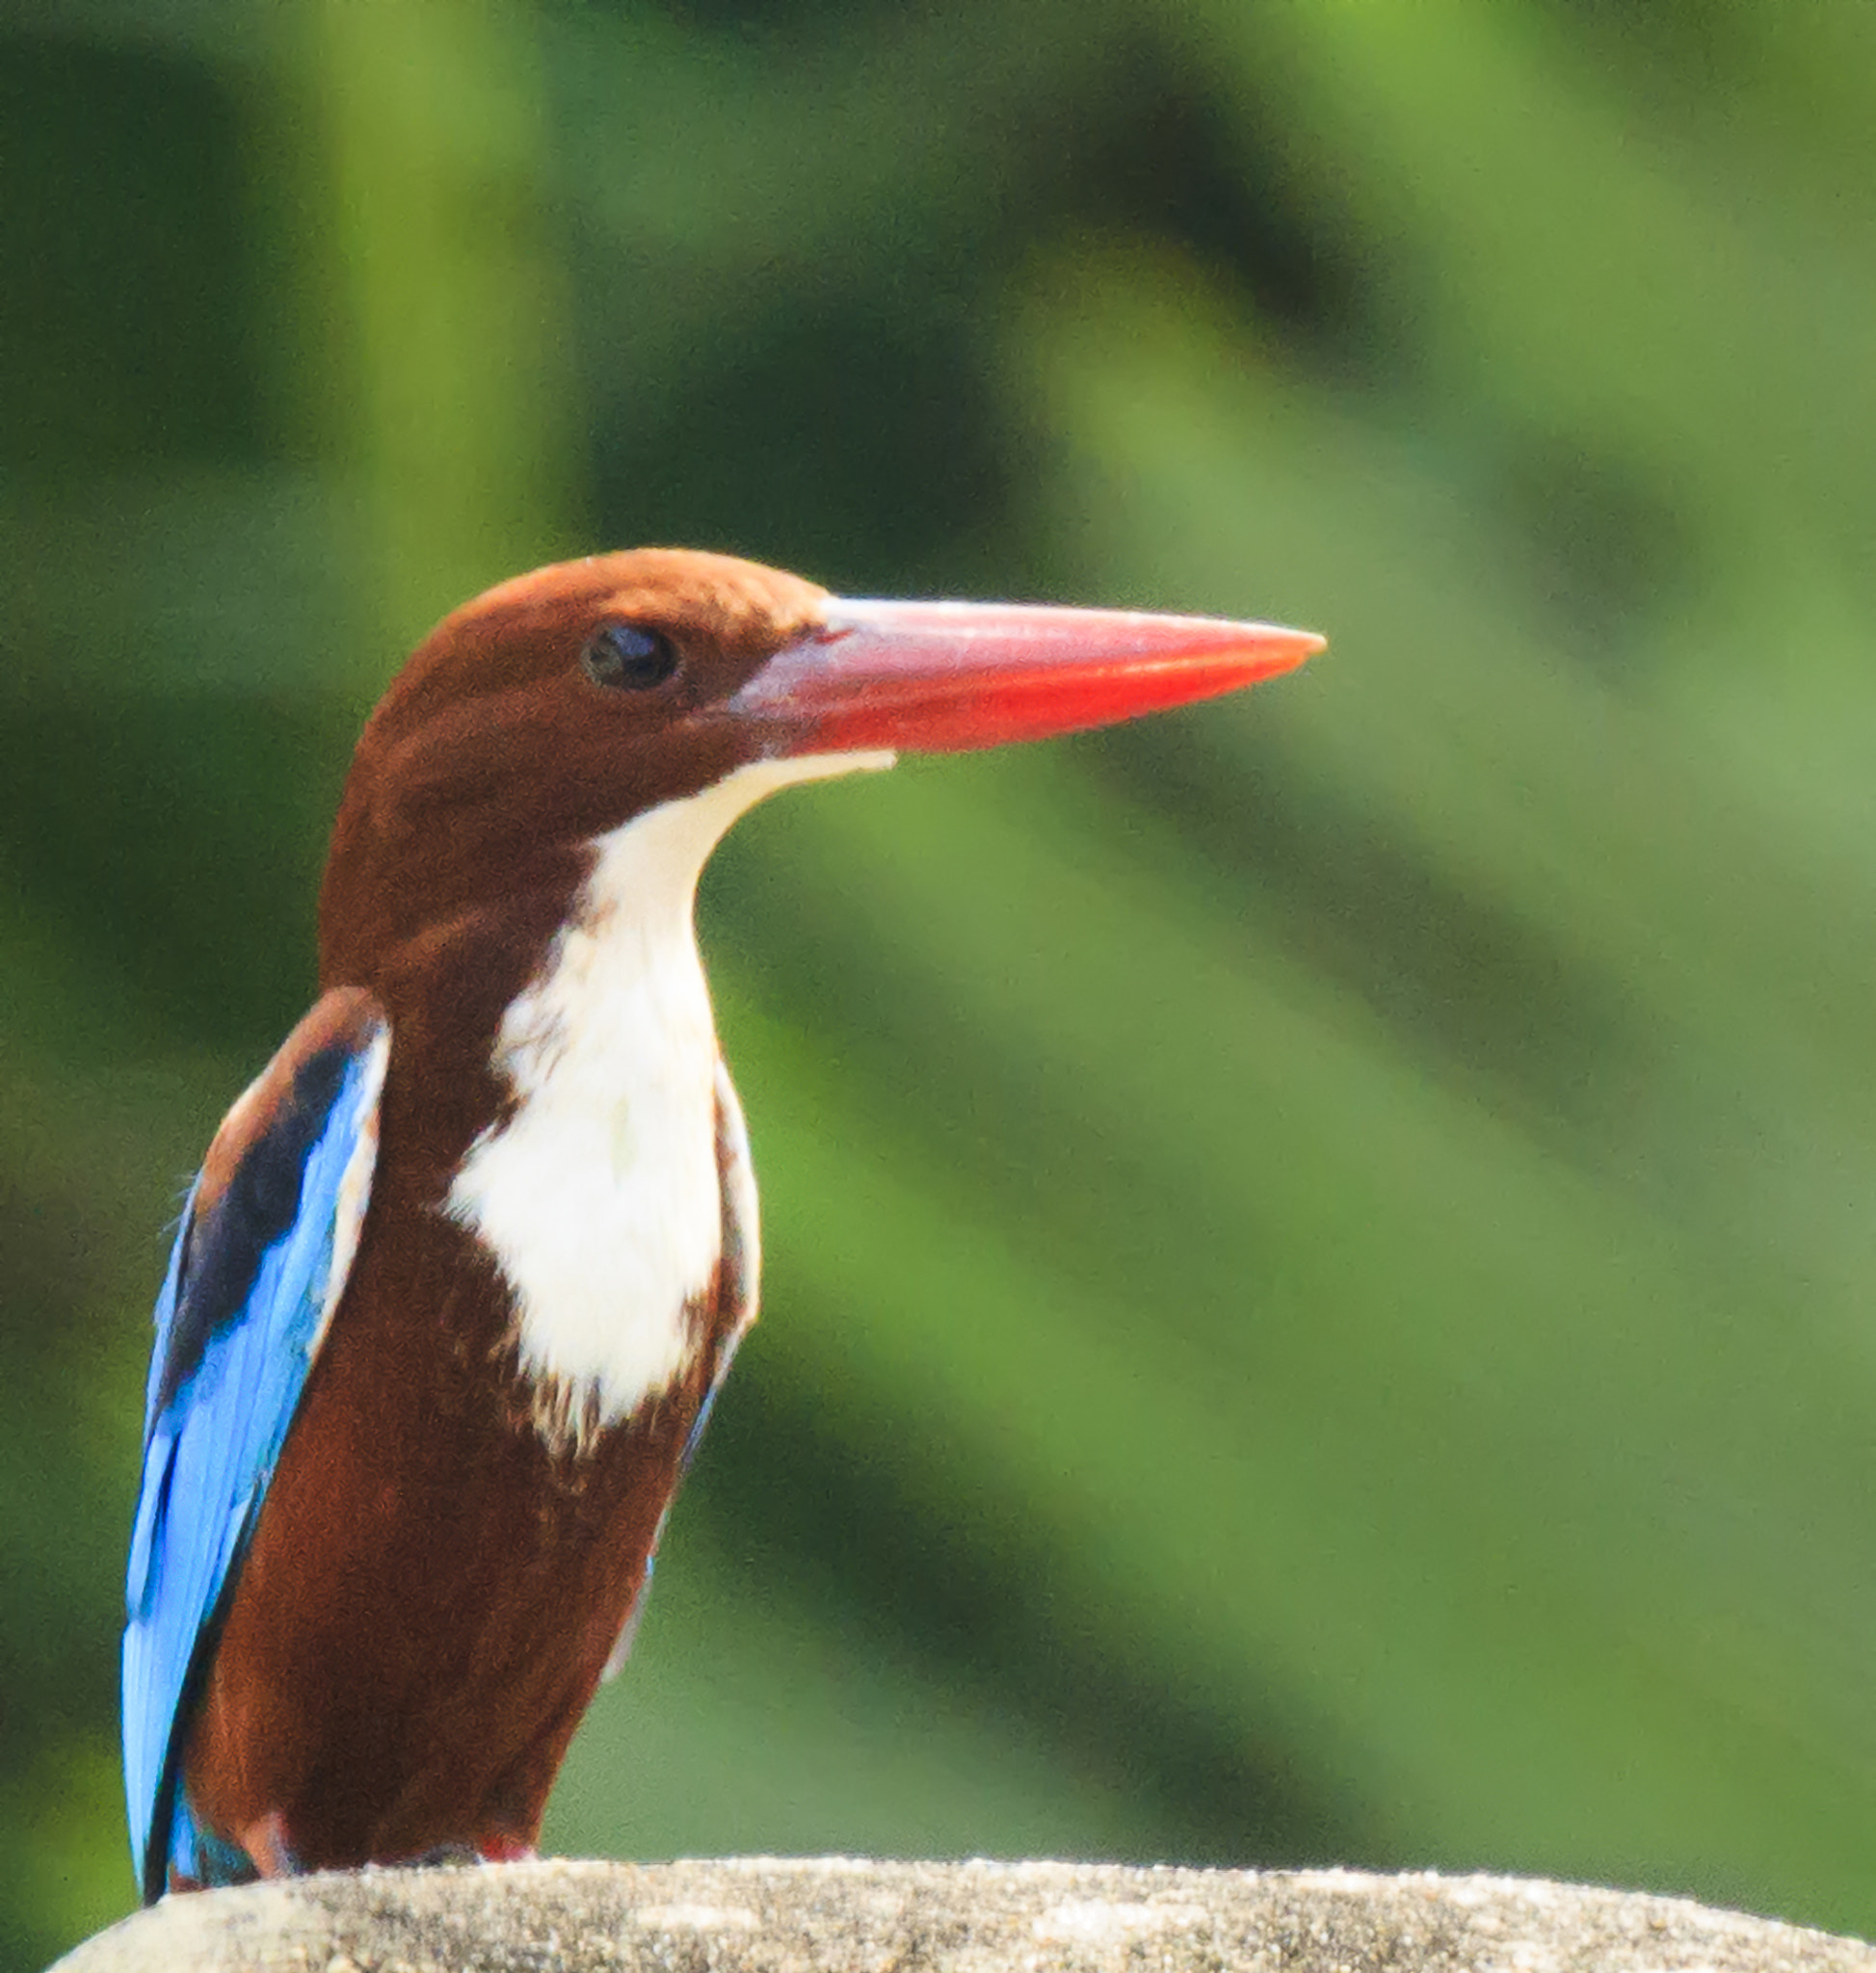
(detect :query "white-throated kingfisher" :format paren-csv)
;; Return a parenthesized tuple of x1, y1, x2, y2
(121, 548, 1321, 1901)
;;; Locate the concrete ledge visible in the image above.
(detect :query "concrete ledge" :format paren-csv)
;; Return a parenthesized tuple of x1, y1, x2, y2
(51, 1855, 1876, 1973)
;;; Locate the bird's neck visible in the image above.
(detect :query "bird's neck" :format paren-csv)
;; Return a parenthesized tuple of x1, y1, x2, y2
(342, 752, 892, 1454)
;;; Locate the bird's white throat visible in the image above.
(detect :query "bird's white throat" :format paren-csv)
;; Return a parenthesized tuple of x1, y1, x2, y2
(446, 750, 892, 1448)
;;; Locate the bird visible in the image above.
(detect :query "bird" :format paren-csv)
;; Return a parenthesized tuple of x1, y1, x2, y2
(121, 546, 1322, 1902)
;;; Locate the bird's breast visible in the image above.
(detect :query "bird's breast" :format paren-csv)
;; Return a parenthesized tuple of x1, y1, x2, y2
(446, 819, 727, 1453)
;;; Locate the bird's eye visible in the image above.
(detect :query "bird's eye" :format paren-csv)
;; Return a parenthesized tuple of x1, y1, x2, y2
(581, 622, 680, 691)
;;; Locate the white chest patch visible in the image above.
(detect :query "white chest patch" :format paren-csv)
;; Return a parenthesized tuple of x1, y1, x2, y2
(447, 749, 892, 1448)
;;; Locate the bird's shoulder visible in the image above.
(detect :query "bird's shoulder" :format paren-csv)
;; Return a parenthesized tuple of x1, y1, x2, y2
(145, 986, 391, 1429)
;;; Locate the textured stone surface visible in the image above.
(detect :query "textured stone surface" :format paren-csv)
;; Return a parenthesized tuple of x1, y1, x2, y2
(50, 1856, 1876, 1973)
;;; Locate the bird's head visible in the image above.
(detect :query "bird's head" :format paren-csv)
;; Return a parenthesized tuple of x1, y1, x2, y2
(318, 547, 1320, 988)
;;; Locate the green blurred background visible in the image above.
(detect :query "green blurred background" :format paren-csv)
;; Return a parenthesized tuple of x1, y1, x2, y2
(7, 0, 1876, 1962)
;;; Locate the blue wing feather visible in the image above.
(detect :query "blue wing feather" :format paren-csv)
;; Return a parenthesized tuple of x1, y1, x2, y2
(121, 991, 388, 1902)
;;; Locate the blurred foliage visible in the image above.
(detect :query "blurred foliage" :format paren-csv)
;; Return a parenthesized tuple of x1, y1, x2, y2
(6, 0, 1876, 1963)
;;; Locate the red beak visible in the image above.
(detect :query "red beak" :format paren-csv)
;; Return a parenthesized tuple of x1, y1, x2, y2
(727, 597, 1324, 755)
